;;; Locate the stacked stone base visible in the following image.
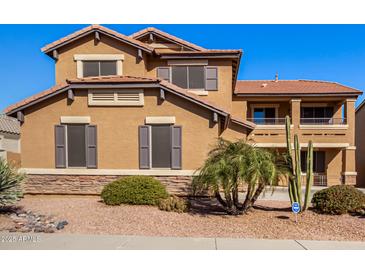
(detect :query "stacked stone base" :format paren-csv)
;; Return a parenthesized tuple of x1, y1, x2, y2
(24, 175, 193, 196)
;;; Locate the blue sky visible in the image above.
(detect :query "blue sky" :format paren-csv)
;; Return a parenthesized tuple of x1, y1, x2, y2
(0, 24, 364, 111)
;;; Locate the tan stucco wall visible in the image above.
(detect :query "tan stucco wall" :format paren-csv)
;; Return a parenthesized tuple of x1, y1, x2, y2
(55, 34, 147, 83)
(55, 36, 234, 112)
(20, 88, 245, 170)
(356, 105, 365, 187)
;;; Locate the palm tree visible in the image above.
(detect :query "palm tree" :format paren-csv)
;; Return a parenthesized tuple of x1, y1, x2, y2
(192, 138, 286, 215)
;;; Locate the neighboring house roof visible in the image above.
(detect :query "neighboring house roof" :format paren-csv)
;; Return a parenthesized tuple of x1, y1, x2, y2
(235, 80, 362, 96)
(356, 98, 365, 113)
(4, 75, 255, 130)
(0, 115, 20, 135)
(41, 25, 154, 55)
(130, 27, 205, 51)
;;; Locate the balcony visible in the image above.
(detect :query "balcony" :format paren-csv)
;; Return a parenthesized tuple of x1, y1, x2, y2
(301, 174, 328, 187)
(247, 118, 286, 125)
(300, 117, 346, 125)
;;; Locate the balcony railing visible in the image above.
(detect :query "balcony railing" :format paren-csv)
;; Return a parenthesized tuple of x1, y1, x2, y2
(301, 174, 331, 186)
(300, 117, 346, 125)
(247, 118, 286, 125)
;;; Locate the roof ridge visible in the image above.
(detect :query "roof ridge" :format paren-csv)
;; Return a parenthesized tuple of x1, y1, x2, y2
(41, 24, 154, 53)
(130, 27, 206, 51)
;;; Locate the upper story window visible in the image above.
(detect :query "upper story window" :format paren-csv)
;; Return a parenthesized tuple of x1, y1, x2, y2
(171, 66, 205, 90)
(74, 54, 124, 78)
(83, 61, 117, 77)
(300, 106, 335, 124)
(157, 63, 218, 92)
(250, 104, 280, 125)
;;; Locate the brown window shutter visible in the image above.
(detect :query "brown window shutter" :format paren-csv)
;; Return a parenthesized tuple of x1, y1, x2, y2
(55, 125, 66, 168)
(157, 67, 170, 82)
(171, 125, 182, 170)
(205, 66, 218, 91)
(86, 125, 97, 168)
(139, 125, 151, 169)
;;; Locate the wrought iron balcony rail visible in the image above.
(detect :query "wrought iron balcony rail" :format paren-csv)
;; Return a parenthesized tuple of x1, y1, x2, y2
(300, 117, 346, 125)
(247, 118, 287, 125)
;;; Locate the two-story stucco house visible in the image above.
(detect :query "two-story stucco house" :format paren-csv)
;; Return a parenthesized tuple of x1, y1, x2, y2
(4, 25, 362, 195)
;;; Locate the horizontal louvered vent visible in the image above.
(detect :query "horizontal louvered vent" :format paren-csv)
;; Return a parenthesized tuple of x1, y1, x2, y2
(116, 92, 140, 102)
(91, 92, 115, 102)
(88, 89, 144, 106)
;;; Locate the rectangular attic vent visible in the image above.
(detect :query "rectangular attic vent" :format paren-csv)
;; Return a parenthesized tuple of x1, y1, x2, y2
(88, 89, 144, 106)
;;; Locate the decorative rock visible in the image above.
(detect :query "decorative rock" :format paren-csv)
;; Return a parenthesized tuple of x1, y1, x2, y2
(44, 227, 55, 233)
(56, 220, 68, 230)
(34, 226, 45, 233)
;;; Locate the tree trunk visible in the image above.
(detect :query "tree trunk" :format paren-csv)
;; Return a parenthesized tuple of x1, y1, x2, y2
(232, 185, 241, 209)
(242, 182, 266, 212)
(241, 183, 253, 211)
(214, 191, 227, 207)
(223, 189, 239, 215)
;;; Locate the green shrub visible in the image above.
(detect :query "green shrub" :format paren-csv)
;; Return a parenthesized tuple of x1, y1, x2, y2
(158, 196, 189, 213)
(101, 176, 169, 206)
(0, 158, 24, 206)
(311, 185, 365, 215)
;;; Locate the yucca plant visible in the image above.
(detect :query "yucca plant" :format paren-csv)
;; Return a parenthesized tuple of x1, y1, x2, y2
(0, 158, 24, 206)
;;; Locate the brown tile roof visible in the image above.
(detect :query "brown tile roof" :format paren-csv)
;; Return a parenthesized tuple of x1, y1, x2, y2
(155, 49, 242, 56)
(67, 75, 157, 84)
(4, 75, 254, 130)
(0, 114, 20, 135)
(4, 82, 70, 114)
(230, 116, 256, 130)
(235, 80, 362, 96)
(130, 27, 205, 51)
(41, 25, 154, 54)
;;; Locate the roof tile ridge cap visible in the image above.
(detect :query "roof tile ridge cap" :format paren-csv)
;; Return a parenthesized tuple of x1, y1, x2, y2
(41, 25, 94, 52)
(3, 82, 69, 113)
(95, 25, 154, 51)
(130, 27, 206, 50)
(150, 28, 206, 50)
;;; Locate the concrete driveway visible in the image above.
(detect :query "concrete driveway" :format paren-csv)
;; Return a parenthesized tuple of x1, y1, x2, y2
(1, 233, 365, 250)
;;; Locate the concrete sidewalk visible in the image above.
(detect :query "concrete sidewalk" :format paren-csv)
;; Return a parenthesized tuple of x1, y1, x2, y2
(1, 233, 365, 250)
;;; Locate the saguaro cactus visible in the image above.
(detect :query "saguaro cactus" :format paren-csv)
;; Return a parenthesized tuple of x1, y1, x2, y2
(303, 140, 314, 210)
(284, 115, 314, 212)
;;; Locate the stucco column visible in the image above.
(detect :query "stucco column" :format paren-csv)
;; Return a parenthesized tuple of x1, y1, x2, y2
(333, 102, 343, 120)
(290, 99, 301, 132)
(344, 98, 356, 145)
(341, 99, 357, 185)
(342, 146, 357, 185)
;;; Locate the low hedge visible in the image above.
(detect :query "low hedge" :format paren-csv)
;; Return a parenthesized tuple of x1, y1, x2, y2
(158, 196, 189, 213)
(311, 185, 365, 215)
(101, 176, 169, 206)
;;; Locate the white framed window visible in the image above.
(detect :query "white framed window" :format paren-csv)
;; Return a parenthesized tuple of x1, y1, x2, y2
(74, 54, 124, 78)
(88, 89, 144, 106)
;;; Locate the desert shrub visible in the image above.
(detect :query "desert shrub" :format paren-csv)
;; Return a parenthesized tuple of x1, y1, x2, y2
(158, 196, 189, 213)
(311, 185, 365, 215)
(0, 158, 24, 206)
(101, 176, 169, 206)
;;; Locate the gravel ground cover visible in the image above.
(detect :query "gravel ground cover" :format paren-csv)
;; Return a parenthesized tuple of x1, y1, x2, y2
(1, 195, 364, 241)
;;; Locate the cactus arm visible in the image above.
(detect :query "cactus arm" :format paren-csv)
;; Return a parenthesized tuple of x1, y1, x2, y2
(294, 134, 302, 207)
(285, 115, 298, 203)
(303, 140, 314, 211)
